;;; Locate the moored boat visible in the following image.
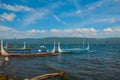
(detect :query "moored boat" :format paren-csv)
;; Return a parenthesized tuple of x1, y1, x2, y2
(51, 42, 59, 53)
(0, 40, 58, 57)
(74, 43, 90, 53)
(58, 42, 74, 54)
(4, 41, 32, 53)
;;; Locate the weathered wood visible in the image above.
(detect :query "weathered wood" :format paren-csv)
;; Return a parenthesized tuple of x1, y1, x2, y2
(31, 72, 64, 80)
(0, 75, 9, 80)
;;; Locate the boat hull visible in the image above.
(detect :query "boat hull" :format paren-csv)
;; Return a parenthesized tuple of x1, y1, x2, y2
(0, 52, 58, 57)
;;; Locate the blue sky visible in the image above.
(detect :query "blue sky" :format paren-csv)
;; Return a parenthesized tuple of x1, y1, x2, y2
(0, 0, 120, 38)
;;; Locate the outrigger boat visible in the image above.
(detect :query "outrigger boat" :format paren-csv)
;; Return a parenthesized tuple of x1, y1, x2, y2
(58, 42, 74, 54)
(4, 41, 32, 53)
(73, 43, 90, 53)
(51, 40, 96, 54)
(51, 42, 74, 54)
(0, 40, 58, 57)
(73, 41, 96, 53)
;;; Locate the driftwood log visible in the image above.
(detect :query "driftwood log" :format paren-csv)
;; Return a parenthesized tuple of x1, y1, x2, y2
(0, 75, 9, 80)
(0, 72, 65, 80)
(30, 72, 65, 80)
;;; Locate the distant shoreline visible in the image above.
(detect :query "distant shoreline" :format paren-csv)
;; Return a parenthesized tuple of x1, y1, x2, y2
(2, 37, 120, 44)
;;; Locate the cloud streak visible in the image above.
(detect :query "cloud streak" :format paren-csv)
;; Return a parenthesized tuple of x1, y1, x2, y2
(0, 3, 33, 12)
(0, 25, 20, 38)
(23, 9, 49, 27)
(0, 12, 16, 22)
(53, 14, 69, 26)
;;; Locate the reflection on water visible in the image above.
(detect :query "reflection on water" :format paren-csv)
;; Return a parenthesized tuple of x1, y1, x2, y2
(0, 44, 120, 80)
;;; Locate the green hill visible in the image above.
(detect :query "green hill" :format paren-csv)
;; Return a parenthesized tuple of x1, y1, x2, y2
(2, 37, 120, 44)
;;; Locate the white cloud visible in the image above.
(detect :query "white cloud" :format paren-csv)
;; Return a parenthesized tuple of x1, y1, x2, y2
(0, 25, 120, 38)
(75, 28, 97, 33)
(26, 29, 47, 34)
(96, 18, 116, 23)
(90, 28, 97, 32)
(50, 28, 97, 37)
(76, 10, 82, 14)
(103, 28, 113, 32)
(0, 25, 21, 39)
(23, 9, 49, 27)
(60, 0, 82, 17)
(51, 29, 62, 34)
(0, 3, 33, 12)
(88, 6, 96, 10)
(87, 0, 104, 10)
(0, 26, 48, 38)
(0, 25, 18, 32)
(72, 0, 83, 14)
(87, 1, 103, 10)
(98, 27, 120, 37)
(0, 13, 16, 21)
(50, 29, 74, 37)
(74, 28, 97, 37)
(109, 18, 115, 23)
(63, 29, 72, 33)
(113, 26, 120, 32)
(24, 29, 48, 38)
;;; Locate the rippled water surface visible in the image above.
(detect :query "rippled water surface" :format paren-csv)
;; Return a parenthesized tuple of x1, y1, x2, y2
(0, 44, 120, 80)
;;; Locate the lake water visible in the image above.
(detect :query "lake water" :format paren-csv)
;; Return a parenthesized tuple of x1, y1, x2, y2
(0, 44, 120, 80)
